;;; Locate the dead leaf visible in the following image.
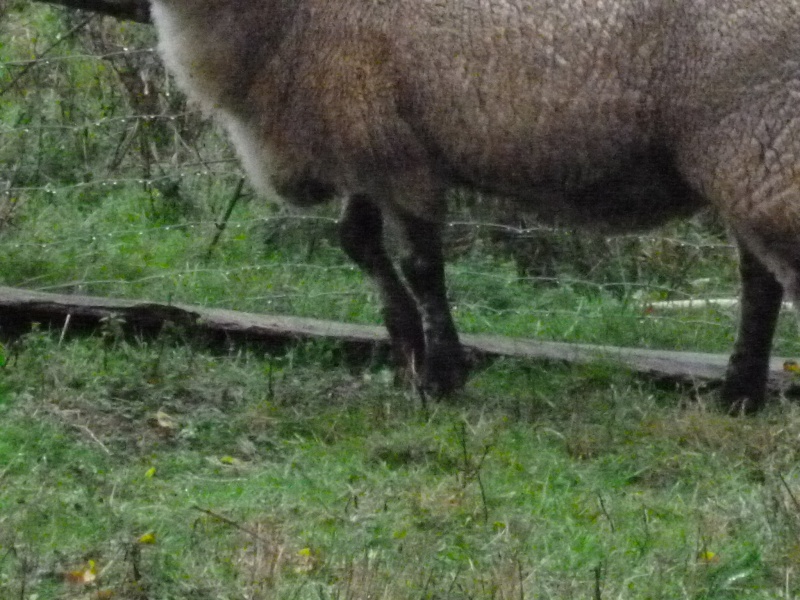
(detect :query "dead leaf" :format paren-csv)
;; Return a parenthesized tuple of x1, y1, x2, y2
(138, 532, 156, 545)
(65, 559, 97, 585)
(294, 547, 320, 574)
(149, 410, 179, 435)
(784, 360, 800, 374)
(698, 550, 719, 564)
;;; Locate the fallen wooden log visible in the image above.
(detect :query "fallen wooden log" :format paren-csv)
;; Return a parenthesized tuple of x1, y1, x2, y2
(0, 285, 796, 393)
(645, 297, 795, 311)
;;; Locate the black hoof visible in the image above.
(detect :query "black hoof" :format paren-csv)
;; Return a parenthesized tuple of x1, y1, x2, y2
(417, 344, 470, 396)
(719, 381, 766, 416)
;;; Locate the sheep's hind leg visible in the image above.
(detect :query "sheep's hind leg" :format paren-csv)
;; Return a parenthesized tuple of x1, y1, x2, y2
(339, 194, 426, 381)
(393, 210, 469, 395)
(720, 242, 784, 414)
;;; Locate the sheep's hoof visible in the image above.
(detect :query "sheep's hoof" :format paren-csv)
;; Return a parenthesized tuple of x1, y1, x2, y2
(719, 381, 766, 415)
(417, 345, 470, 396)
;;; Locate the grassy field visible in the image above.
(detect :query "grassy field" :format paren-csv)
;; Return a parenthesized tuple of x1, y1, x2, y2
(4, 329, 800, 599)
(4, 5, 800, 599)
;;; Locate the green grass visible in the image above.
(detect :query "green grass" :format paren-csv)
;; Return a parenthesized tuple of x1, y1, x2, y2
(3, 332, 800, 599)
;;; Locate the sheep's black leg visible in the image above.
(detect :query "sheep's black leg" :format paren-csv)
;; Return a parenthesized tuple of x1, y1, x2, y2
(393, 210, 469, 395)
(339, 194, 425, 378)
(720, 243, 783, 414)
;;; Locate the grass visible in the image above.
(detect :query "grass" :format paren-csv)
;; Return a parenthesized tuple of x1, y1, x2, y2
(5, 4, 800, 598)
(3, 331, 800, 599)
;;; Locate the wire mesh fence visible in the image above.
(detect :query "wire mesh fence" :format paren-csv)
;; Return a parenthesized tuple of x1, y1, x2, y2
(3, 4, 797, 356)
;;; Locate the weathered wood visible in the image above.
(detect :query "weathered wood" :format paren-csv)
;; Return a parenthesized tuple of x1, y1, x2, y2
(645, 298, 795, 311)
(0, 285, 796, 392)
(35, 0, 152, 23)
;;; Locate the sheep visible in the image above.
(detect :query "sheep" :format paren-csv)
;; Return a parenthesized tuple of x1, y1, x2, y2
(149, 0, 800, 414)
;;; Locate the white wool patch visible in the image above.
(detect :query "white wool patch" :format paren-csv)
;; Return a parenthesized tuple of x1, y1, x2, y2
(150, 2, 234, 114)
(221, 114, 281, 200)
(151, 2, 281, 200)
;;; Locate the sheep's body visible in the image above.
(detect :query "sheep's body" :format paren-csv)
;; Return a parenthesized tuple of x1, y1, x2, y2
(151, 0, 800, 412)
